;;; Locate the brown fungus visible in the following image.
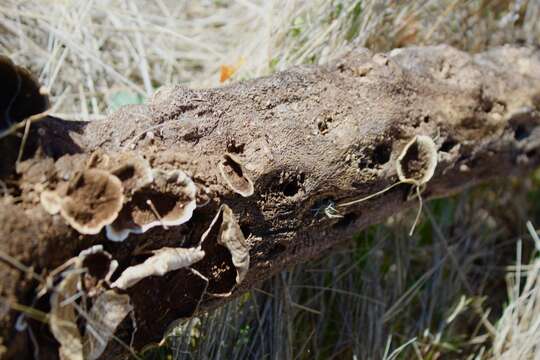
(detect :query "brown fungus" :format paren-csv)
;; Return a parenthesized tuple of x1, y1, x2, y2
(59, 169, 124, 235)
(218, 154, 254, 197)
(106, 168, 197, 241)
(396, 135, 438, 186)
(108, 152, 153, 197)
(336, 135, 438, 235)
(49, 246, 127, 360)
(200, 204, 250, 285)
(40, 169, 125, 235)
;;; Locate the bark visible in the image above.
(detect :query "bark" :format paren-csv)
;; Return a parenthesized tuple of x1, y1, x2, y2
(1, 44, 540, 359)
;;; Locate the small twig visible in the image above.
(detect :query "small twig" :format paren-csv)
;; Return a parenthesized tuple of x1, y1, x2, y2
(0, 110, 49, 140)
(146, 199, 168, 229)
(16, 116, 32, 165)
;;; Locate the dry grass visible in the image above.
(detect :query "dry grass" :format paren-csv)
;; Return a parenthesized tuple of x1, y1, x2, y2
(1, 0, 540, 359)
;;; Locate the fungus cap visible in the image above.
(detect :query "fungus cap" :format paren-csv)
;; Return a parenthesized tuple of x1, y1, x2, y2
(109, 153, 153, 196)
(218, 154, 254, 197)
(60, 169, 124, 235)
(40, 190, 62, 215)
(201, 204, 250, 285)
(106, 168, 197, 241)
(396, 135, 438, 185)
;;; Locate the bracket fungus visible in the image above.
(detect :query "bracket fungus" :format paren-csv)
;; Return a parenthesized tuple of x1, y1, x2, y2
(49, 246, 131, 360)
(198, 204, 250, 289)
(396, 135, 438, 186)
(219, 154, 254, 197)
(108, 153, 154, 197)
(336, 134, 438, 235)
(40, 169, 124, 235)
(82, 290, 133, 360)
(111, 246, 206, 290)
(106, 168, 197, 241)
(50, 267, 82, 360)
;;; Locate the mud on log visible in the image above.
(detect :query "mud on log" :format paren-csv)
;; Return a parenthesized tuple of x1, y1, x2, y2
(1, 45, 540, 359)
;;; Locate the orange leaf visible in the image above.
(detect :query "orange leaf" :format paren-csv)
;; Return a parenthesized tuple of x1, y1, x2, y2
(220, 65, 235, 83)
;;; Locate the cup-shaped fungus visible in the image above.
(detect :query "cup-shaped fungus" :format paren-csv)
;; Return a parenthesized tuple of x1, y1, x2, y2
(49, 245, 130, 360)
(109, 153, 154, 197)
(396, 135, 438, 186)
(336, 134, 438, 236)
(200, 204, 250, 286)
(219, 154, 254, 197)
(61, 169, 124, 234)
(40, 169, 124, 235)
(106, 168, 197, 241)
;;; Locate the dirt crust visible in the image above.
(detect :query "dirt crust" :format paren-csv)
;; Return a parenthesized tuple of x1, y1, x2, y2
(1, 45, 540, 359)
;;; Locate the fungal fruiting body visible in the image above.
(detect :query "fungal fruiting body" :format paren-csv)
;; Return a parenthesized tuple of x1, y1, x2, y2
(336, 134, 438, 235)
(218, 154, 254, 197)
(200, 204, 250, 286)
(40, 169, 124, 235)
(49, 246, 131, 360)
(105, 168, 197, 241)
(111, 246, 206, 290)
(396, 135, 438, 186)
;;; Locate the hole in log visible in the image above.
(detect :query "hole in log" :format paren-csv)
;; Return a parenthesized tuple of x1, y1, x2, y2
(359, 142, 392, 169)
(281, 181, 300, 197)
(373, 143, 392, 165)
(514, 124, 531, 141)
(440, 137, 458, 152)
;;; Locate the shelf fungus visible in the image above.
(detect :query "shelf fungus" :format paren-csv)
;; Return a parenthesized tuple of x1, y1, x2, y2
(49, 245, 132, 360)
(106, 168, 197, 241)
(196, 204, 250, 294)
(396, 135, 438, 186)
(218, 154, 254, 197)
(108, 153, 154, 197)
(40, 169, 124, 235)
(336, 134, 438, 235)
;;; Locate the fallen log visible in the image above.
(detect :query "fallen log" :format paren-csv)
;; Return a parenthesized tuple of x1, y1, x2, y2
(0, 44, 539, 359)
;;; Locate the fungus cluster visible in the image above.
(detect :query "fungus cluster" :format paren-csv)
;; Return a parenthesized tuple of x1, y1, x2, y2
(40, 152, 198, 241)
(110, 204, 249, 295)
(48, 246, 131, 360)
(41, 151, 252, 357)
(47, 201, 251, 358)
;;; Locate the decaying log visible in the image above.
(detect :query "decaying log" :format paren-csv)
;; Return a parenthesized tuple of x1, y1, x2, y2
(0, 44, 539, 359)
